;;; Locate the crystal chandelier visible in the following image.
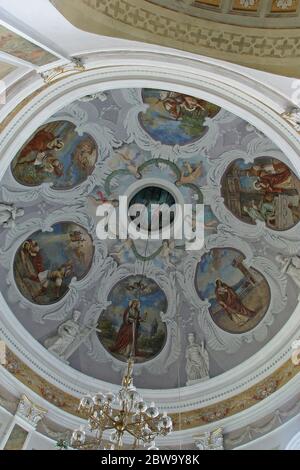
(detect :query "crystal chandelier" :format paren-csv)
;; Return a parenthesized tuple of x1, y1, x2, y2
(71, 358, 173, 450)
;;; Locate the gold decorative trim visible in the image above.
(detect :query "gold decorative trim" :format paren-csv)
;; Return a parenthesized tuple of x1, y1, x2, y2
(3, 347, 300, 430)
(41, 58, 85, 84)
(281, 107, 300, 133)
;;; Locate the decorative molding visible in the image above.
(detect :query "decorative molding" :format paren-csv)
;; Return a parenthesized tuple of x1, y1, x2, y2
(0, 340, 6, 366)
(195, 428, 224, 450)
(281, 107, 300, 133)
(40, 58, 85, 84)
(16, 394, 47, 428)
(51, 0, 300, 76)
(2, 346, 300, 431)
(81, 0, 300, 60)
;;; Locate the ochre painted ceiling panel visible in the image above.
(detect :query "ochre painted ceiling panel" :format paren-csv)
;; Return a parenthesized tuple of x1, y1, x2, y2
(51, 0, 300, 77)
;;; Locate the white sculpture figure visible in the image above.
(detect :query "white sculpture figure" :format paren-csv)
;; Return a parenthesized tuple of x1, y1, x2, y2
(276, 254, 300, 293)
(185, 333, 209, 385)
(44, 311, 82, 360)
(282, 107, 300, 132)
(0, 203, 24, 228)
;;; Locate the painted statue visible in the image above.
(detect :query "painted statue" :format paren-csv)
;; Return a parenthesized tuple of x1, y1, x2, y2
(185, 333, 209, 385)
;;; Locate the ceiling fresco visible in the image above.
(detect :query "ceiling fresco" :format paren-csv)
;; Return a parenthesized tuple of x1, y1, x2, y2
(148, 0, 300, 17)
(0, 24, 59, 67)
(0, 87, 299, 390)
(13, 223, 94, 305)
(11, 121, 98, 189)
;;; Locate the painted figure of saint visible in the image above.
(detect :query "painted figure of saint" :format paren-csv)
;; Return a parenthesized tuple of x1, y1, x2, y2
(15, 238, 73, 302)
(73, 139, 97, 171)
(18, 129, 64, 161)
(16, 239, 46, 300)
(251, 161, 292, 193)
(185, 333, 209, 385)
(215, 279, 256, 326)
(159, 91, 207, 120)
(110, 299, 145, 357)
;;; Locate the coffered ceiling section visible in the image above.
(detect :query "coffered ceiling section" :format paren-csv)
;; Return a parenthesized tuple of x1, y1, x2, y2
(51, 0, 300, 77)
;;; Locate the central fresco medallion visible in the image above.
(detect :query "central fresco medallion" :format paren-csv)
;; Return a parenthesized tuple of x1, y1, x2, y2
(97, 275, 168, 363)
(0, 86, 298, 390)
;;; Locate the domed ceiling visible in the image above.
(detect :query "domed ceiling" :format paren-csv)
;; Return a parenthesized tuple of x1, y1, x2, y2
(0, 87, 299, 391)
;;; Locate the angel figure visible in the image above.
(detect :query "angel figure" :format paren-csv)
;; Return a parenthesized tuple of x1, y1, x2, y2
(125, 279, 152, 295)
(160, 239, 184, 268)
(176, 162, 203, 186)
(110, 238, 134, 263)
(117, 148, 142, 179)
(89, 189, 119, 208)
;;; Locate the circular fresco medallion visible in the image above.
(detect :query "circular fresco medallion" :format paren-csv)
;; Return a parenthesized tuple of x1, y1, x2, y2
(221, 157, 300, 231)
(11, 120, 98, 189)
(13, 222, 94, 305)
(195, 248, 270, 334)
(97, 275, 168, 363)
(139, 89, 221, 146)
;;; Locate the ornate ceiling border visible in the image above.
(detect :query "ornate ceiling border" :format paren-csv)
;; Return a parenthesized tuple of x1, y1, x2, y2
(51, 0, 300, 77)
(1, 347, 299, 432)
(0, 51, 300, 433)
